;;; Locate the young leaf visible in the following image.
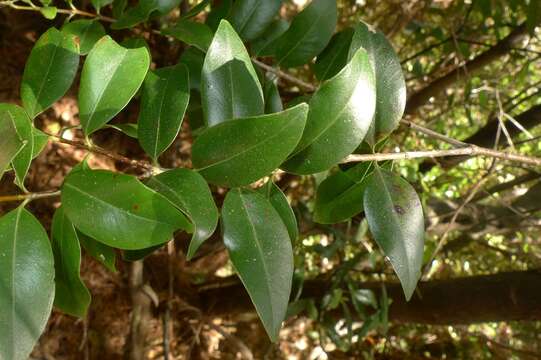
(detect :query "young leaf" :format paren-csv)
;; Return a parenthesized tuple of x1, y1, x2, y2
(222, 188, 293, 342)
(363, 168, 424, 300)
(0, 104, 34, 189)
(349, 22, 406, 145)
(62, 19, 106, 55)
(40, 6, 57, 19)
(275, 0, 337, 68)
(257, 182, 298, 241)
(251, 18, 289, 57)
(51, 206, 91, 318)
(78, 231, 117, 272)
(229, 0, 282, 41)
(79, 36, 150, 135)
(314, 28, 354, 81)
(138, 64, 190, 160)
(0, 207, 55, 360)
(162, 20, 214, 52)
(20, 27, 79, 118)
(0, 106, 24, 179)
(314, 162, 374, 224)
(192, 103, 308, 187)
(146, 169, 219, 260)
(282, 48, 376, 174)
(62, 168, 193, 249)
(201, 20, 263, 126)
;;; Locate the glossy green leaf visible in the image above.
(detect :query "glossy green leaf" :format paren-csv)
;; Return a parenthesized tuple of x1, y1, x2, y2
(21, 27, 79, 118)
(314, 28, 354, 81)
(201, 20, 263, 126)
(32, 127, 50, 158)
(229, 0, 282, 41)
(78, 231, 117, 272)
(79, 36, 150, 135)
(222, 188, 293, 342)
(282, 49, 376, 174)
(349, 22, 406, 145)
(40, 6, 57, 19)
(192, 103, 308, 187)
(0, 207, 55, 360)
(163, 20, 214, 52)
(62, 168, 193, 250)
(264, 78, 283, 114)
(0, 104, 34, 189)
(0, 106, 24, 179)
(107, 123, 138, 138)
(51, 206, 91, 318)
(275, 0, 337, 68)
(179, 47, 204, 91)
(111, 0, 157, 29)
(363, 168, 424, 300)
(258, 182, 298, 241)
(138, 64, 190, 160)
(146, 169, 219, 260)
(251, 19, 289, 57)
(62, 19, 106, 55)
(314, 162, 374, 224)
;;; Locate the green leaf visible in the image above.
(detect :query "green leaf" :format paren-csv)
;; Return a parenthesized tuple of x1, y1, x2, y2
(229, 0, 282, 41)
(181, 0, 210, 18)
(107, 123, 138, 138)
(314, 162, 373, 224)
(282, 48, 376, 174)
(92, 0, 114, 12)
(251, 18, 289, 57)
(264, 78, 283, 114)
(0, 104, 34, 189)
(192, 103, 308, 187)
(257, 182, 298, 241)
(275, 0, 337, 68)
(179, 47, 204, 91)
(349, 22, 406, 145)
(51, 206, 91, 318)
(163, 20, 214, 52)
(78, 231, 117, 272)
(222, 188, 293, 342)
(0, 106, 24, 179)
(21, 27, 80, 118)
(527, 0, 541, 34)
(201, 20, 263, 126)
(363, 168, 424, 300)
(314, 28, 354, 81)
(146, 169, 219, 260)
(111, 0, 157, 29)
(0, 207, 55, 360)
(138, 64, 190, 160)
(62, 19, 106, 55)
(32, 127, 50, 158)
(40, 6, 57, 19)
(206, 0, 233, 31)
(79, 36, 150, 135)
(62, 168, 193, 249)
(122, 244, 163, 261)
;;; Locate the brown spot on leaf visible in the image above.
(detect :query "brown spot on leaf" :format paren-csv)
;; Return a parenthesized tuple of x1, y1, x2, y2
(394, 205, 405, 215)
(132, 204, 140, 211)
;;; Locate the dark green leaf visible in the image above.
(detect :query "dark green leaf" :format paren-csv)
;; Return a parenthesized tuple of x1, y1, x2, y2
(121, 36, 150, 51)
(229, 0, 282, 41)
(163, 20, 214, 52)
(282, 48, 376, 174)
(264, 78, 283, 113)
(111, 0, 157, 29)
(363, 168, 424, 300)
(91, 0, 113, 12)
(314, 162, 373, 224)
(32, 128, 50, 159)
(107, 123, 138, 138)
(275, 0, 337, 68)
(146, 169, 218, 259)
(179, 47, 205, 91)
(222, 188, 293, 342)
(314, 28, 354, 81)
(257, 182, 298, 241)
(62, 168, 193, 249)
(251, 18, 289, 57)
(206, 0, 233, 31)
(181, 0, 210, 18)
(21, 27, 79, 118)
(527, 0, 541, 34)
(0, 207, 55, 360)
(51, 206, 91, 318)
(138, 64, 190, 160)
(78, 231, 117, 272)
(349, 22, 406, 145)
(0, 106, 24, 179)
(201, 20, 263, 126)
(62, 19, 106, 55)
(192, 104, 308, 187)
(123, 244, 163, 261)
(79, 36, 150, 135)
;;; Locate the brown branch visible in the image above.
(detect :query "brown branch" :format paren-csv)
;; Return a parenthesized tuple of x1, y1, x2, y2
(252, 58, 317, 92)
(0, 190, 61, 203)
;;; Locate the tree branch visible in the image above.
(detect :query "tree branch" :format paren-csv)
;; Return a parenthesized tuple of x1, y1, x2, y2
(0, 190, 61, 203)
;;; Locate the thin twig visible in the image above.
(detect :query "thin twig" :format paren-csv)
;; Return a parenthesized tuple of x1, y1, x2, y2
(0, 1, 115, 22)
(206, 323, 254, 360)
(0, 190, 61, 203)
(252, 58, 317, 92)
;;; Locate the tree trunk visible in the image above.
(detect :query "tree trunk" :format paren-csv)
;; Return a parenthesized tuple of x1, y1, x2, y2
(197, 270, 541, 325)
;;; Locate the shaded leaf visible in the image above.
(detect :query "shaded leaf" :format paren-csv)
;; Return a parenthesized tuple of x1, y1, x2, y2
(123, 244, 163, 261)
(107, 123, 138, 138)
(251, 18, 289, 57)
(21, 27, 79, 118)
(78, 231, 117, 272)
(179, 47, 205, 91)
(258, 182, 298, 241)
(229, 0, 282, 41)
(0, 207, 55, 360)
(62, 20, 106, 55)
(79, 36, 150, 135)
(192, 104, 308, 187)
(264, 78, 283, 114)
(222, 188, 293, 342)
(206, 0, 233, 31)
(363, 168, 424, 300)
(181, 0, 210, 18)
(91, 0, 114, 11)
(163, 20, 214, 52)
(314, 28, 354, 81)
(282, 48, 376, 174)
(0, 106, 24, 179)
